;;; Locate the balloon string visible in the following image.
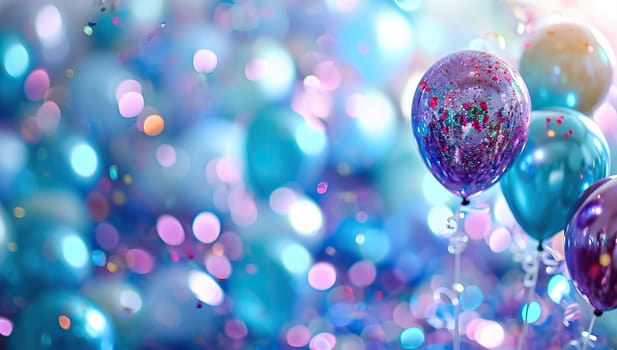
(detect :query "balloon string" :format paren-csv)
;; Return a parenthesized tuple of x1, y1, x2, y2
(450, 199, 469, 350)
(453, 247, 461, 350)
(516, 252, 540, 350)
(582, 314, 598, 350)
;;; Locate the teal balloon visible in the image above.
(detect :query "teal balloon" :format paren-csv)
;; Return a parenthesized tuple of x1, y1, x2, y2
(8, 224, 91, 294)
(9, 292, 114, 350)
(227, 242, 295, 340)
(245, 108, 328, 198)
(500, 108, 610, 242)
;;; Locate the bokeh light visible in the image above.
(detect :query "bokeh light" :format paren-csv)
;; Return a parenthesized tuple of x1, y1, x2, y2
(547, 274, 571, 304)
(475, 320, 505, 349)
(192, 212, 221, 244)
(0, 317, 13, 336)
(4, 43, 29, 78)
(193, 49, 218, 73)
(289, 197, 323, 236)
(308, 262, 337, 291)
(35, 5, 64, 48)
(156, 214, 185, 246)
(287, 325, 311, 347)
(280, 242, 312, 275)
(521, 301, 542, 323)
(70, 142, 98, 178)
(143, 114, 165, 136)
(188, 270, 224, 306)
(400, 327, 425, 349)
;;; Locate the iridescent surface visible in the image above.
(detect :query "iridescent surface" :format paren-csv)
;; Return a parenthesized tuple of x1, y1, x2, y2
(519, 21, 615, 114)
(501, 108, 610, 242)
(565, 176, 617, 312)
(412, 50, 531, 199)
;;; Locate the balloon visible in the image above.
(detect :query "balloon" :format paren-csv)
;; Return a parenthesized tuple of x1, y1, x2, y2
(329, 88, 398, 174)
(245, 108, 328, 198)
(500, 108, 610, 243)
(227, 242, 295, 341)
(519, 21, 615, 114)
(411, 50, 531, 199)
(83, 280, 146, 349)
(565, 176, 617, 313)
(9, 292, 114, 350)
(8, 224, 91, 294)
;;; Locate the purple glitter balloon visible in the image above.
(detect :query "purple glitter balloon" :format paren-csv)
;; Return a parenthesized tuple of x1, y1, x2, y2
(565, 176, 617, 313)
(411, 50, 531, 199)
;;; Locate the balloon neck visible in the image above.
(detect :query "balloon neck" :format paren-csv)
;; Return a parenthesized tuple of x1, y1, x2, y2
(537, 242, 544, 252)
(594, 309, 603, 317)
(461, 197, 470, 206)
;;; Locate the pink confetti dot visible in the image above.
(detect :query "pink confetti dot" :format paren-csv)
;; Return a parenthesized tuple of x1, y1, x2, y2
(156, 144, 176, 167)
(348, 260, 376, 288)
(308, 262, 337, 291)
(156, 214, 185, 246)
(192, 212, 221, 243)
(118, 91, 144, 118)
(193, 49, 218, 73)
(115, 79, 142, 102)
(287, 325, 311, 347)
(245, 58, 267, 81)
(206, 255, 232, 280)
(225, 320, 248, 340)
(464, 212, 491, 240)
(126, 248, 154, 274)
(488, 227, 511, 253)
(24, 69, 50, 101)
(0, 317, 13, 336)
(316, 182, 328, 194)
(36, 100, 61, 131)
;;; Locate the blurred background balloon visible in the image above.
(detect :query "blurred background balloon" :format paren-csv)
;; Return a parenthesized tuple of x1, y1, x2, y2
(245, 108, 328, 198)
(412, 50, 531, 199)
(501, 108, 610, 244)
(9, 292, 114, 350)
(328, 88, 398, 174)
(519, 20, 615, 114)
(565, 176, 617, 313)
(7, 223, 91, 296)
(82, 280, 146, 349)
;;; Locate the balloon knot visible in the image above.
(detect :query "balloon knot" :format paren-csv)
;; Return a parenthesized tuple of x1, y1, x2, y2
(594, 309, 603, 317)
(461, 198, 470, 206)
(537, 242, 544, 252)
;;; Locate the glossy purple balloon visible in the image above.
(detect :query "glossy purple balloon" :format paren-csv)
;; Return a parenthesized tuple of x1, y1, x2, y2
(412, 50, 531, 199)
(565, 176, 617, 313)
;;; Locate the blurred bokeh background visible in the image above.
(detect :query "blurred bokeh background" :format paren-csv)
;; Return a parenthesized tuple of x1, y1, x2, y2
(1, 0, 617, 349)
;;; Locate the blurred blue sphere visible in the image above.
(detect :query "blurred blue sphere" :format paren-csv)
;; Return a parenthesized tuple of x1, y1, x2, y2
(246, 108, 328, 198)
(9, 292, 114, 350)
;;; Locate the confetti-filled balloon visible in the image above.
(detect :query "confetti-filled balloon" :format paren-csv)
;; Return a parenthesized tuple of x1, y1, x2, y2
(9, 292, 114, 350)
(565, 176, 617, 313)
(501, 108, 610, 243)
(412, 50, 531, 199)
(519, 21, 615, 114)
